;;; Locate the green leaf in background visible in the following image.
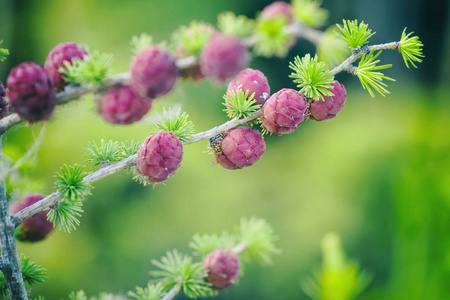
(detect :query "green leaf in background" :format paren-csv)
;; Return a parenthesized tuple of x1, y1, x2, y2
(253, 17, 293, 58)
(0, 40, 9, 62)
(302, 233, 371, 300)
(217, 12, 256, 38)
(292, 0, 329, 28)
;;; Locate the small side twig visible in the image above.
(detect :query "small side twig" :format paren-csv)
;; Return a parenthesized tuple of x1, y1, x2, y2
(0, 125, 46, 182)
(232, 242, 248, 254)
(161, 285, 181, 300)
(330, 42, 400, 75)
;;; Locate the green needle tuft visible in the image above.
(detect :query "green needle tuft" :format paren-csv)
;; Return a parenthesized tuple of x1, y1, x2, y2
(153, 108, 195, 142)
(355, 50, 395, 98)
(217, 12, 256, 38)
(399, 28, 424, 68)
(253, 17, 293, 58)
(223, 89, 262, 119)
(171, 21, 214, 56)
(47, 200, 84, 233)
(128, 282, 166, 300)
(60, 50, 114, 85)
(150, 250, 213, 298)
(289, 54, 334, 101)
(130, 33, 154, 55)
(292, 0, 329, 28)
(54, 164, 92, 202)
(235, 217, 280, 265)
(84, 139, 121, 167)
(0, 40, 9, 62)
(189, 232, 237, 257)
(20, 255, 47, 286)
(336, 19, 375, 49)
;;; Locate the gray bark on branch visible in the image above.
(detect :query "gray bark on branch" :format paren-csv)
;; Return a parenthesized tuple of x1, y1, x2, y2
(0, 136, 28, 300)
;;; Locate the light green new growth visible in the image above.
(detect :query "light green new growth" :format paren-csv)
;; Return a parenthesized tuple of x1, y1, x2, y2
(336, 20, 375, 49)
(235, 217, 280, 265)
(67, 290, 122, 300)
(47, 199, 84, 233)
(355, 50, 395, 98)
(217, 12, 256, 38)
(223, 90, 262, 119)
(60, 50, 114, 85)
(0, 40, 9, 62)
(292, 0, 329, 28)
(153, 108, 195, 142)
(171, 21, 214, 56)
(131, 33, 154, 55)
(84, 139, 121, 167)
(128, 282, 166, 300)
(317, 26, 350, 68)
(302, 233, 371, 300)
(189, 232, 237, 257)
(120, 140, 141, 159)
(399, 28, 424, 68)
(68, 290, 87, 300)
(253, 17, 292, 58)
(20, 255, 48, 286)
(289, 54, 335, 101)
(150, 250, 213, 298)
(55, 164, 92, 202)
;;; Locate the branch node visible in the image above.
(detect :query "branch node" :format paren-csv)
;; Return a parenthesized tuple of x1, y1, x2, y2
(345, 65, 358, 75)
(100, 161, 111, 168)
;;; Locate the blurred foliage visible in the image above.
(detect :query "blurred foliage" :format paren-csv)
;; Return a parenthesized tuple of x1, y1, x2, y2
(302, 233, 371, 300)
(0, 0, 449, 299)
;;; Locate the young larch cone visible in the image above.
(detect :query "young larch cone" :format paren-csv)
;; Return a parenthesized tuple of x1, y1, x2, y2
(6, 62, 56, 122)
(10, 193, 54, 242)
(262, 88, 307, 135)
(214, 127, 266, 170)
(136, 132, 183, 183)
(204, 248, 240, 289)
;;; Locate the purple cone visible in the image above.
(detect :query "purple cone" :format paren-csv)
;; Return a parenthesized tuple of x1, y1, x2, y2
(137, 132, 183, 183)
(215, 126, 266, 170)
(204, 248, 240, 289)
(200, 33, 249, 81)
(0, 81, 8, 119)
(310, 81, 347, 121)
(260, 1, 293, 21)
(226, 68, 270, 106)
(130, 46, 178, 99)
(7, 62, 56, 122)
(10, 193, 54, 242)
(99, 85, 153, 125)
(44, 42, 89, 90)
(262, 88, 307, 135)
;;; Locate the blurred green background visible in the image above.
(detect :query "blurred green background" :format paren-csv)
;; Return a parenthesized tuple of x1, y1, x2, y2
(1, 0, 450, 299)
